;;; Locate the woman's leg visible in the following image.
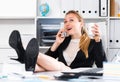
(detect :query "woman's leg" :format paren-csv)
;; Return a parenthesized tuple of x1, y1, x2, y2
(36, 52, 71, 71)
(9, 30, 25, 63)
(25, 38, 39, 71)
(25, 38, 70, 72)
(35, 64, 46, 72)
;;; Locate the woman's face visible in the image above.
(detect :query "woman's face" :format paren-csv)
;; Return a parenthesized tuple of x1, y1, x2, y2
(64, 13, 83, 38)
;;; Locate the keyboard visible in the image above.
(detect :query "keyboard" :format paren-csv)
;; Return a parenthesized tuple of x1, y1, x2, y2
(62, 68, 103, 75)
(55, 68, 103, 80)
(82, 68, 103, 73)
(55, 72, 103, 80)
(76, 72, 103, 76)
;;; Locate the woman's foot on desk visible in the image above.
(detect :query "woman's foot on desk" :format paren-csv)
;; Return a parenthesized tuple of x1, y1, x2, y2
(9, 30, 25, 63)
(25, 38, 39, 72)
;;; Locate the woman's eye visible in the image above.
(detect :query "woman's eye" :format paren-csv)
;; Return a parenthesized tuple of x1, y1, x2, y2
(70, 19, 74, 22)
(64, 19, 74, 24)
(64, 21, 67, 24)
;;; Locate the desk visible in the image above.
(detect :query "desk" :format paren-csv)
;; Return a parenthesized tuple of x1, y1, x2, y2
(0, 63, 120, 82)
(34, 68, 120, 82)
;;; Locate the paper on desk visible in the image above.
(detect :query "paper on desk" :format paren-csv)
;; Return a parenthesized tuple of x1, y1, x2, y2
(2, 63, 33, 76)
(103, 62, 120, 76)
(2, 63, 25, 74)
(1, 63, 34, 80)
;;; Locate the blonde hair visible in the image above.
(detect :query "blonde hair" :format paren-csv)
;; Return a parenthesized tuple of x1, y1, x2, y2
(66, 10, 90, 58)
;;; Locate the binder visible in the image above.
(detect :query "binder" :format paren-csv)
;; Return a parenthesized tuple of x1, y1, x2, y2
(99, 0, 108, 17)
(61, 0, 74, 17)
(80, 0, 99, 18)
(109, 20, 115, 48)
(114, 20, 120, 48)
(110, 0, 115, 16)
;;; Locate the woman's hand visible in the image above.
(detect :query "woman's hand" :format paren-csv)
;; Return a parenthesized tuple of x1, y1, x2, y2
(50, 28, 66, 51)
(92, 24, 101, 42)
(55, 28, 66, 44)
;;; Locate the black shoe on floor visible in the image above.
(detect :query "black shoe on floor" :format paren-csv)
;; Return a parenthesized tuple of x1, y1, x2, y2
(25, 38, 39, 72)
(9, 30, 25, 63)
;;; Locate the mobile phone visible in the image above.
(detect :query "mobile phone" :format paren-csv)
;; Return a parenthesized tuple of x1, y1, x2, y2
(61, 32, 67, 38)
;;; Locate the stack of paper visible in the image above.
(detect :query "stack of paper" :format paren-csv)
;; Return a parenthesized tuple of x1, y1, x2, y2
(103, 62, 120, 76)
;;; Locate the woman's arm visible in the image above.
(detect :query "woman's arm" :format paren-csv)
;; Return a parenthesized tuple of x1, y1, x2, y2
(93, 24, 101, 42)
(45, 47, 60, 58)
(51, 28, 66, 51)
(93, 40, 107, 67)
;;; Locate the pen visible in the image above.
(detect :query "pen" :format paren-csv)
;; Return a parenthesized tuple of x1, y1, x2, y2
(13, 73, 25, 79)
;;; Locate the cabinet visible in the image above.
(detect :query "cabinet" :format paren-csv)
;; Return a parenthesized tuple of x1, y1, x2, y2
(0, 0, 36, 17)
(0, 0, 36, 63)
(108, 0, 120, 62)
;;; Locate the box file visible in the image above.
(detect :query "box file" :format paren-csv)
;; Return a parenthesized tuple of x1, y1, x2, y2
(99, 0, 108, 17)
(61, 0, 74, 17)
(110, 0, 115, 16)
(80, 0, 99, 18)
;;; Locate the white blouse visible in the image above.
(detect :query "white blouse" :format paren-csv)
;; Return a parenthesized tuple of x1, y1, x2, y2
(63, 39, 80, 66)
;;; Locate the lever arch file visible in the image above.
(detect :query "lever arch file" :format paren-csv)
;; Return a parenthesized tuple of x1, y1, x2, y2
(99, 0, 108, 17)
(80, 0, 99, 18)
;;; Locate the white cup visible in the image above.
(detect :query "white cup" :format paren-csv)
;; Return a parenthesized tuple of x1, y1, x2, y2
(87, 23, 95, 37)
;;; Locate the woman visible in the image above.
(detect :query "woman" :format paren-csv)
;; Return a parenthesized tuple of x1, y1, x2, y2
(9, 10, 107, 72)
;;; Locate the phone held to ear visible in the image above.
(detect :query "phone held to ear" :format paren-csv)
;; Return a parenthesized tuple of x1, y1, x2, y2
(60, 22, 67, 38)
(61, 32, 67, 38)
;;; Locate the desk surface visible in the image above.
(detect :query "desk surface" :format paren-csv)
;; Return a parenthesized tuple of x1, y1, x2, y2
(0, 63, 120, 82)
(1, 72, 120, 82)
